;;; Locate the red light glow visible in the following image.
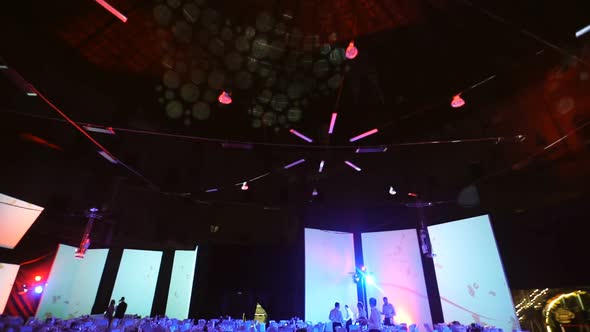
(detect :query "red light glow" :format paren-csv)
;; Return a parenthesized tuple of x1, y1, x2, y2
(451, 94, 465, 108)
(34, 275, 42, 282)
(408, 192, 418, 197)
(345, 41, 359, 60)
(218, 91, 232, 104)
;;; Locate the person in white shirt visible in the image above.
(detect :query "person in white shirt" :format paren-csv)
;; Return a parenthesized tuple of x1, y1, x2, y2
(329, 302, 344, 332)
(368, 298, 381, 332)
(356, 302, 367, 326)
(381, 297, 396, 326)
(343, 305, 354, 331)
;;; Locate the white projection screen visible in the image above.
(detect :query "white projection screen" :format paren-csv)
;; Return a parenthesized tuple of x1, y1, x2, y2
(110, 249, 163, 317)
(428, 215, 519, 331)
(36, 244, 109, 319)
(0, 193, 44, 249)
(362, 229, 431, 327)
(165, 247, 198, 319)
(0, 263, 20, 314)
(305, 228, 357, 324)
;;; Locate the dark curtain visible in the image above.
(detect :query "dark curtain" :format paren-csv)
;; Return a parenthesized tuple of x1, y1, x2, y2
(5, 251, 56, 318)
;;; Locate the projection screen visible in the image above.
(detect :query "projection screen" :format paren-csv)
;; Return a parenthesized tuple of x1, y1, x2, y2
(165, 247, 198, 319)
(428, 215, 519, 331)
(0, 193, 44, 249)
(305, 228, 357, 324)
(110, 249, 163, 317)
(36, 244, 109, 319)
(361, 229, 431, 327)
(0, 263, 20, 314)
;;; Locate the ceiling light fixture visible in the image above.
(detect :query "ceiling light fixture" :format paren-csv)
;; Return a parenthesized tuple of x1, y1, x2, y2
(349, 128, 378, 142)
(345, 41, 358, 60)
(328, 113, 338, 134)
(344, 160, 362, 172)
(389, 186, 396, 195)
(205, 188, 218, 193)
(98, 150, 118, 164)
(289, 129, 313, 143)
(451, 94, 465, 108)
(218, 91, 232, 104)
(94, 0, 128, 22)
(241, 182, 249, 191)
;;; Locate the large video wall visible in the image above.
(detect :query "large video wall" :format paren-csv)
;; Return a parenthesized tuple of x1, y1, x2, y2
(362, 229, 431, 327)
(165, 248, 199, 319)
(110, 249, 163, 317)
(37, 244, 109, 319)
(304, 228, 357, 323)
(428, 215, 518, 332)
(0, 263, 20, 313)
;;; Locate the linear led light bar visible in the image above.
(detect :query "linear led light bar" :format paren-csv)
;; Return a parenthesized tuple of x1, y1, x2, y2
(221, 142, 253, 149)
(94, 0, 128, 23)
(205, 188, 218, 193)
(349, 128, 378, 142)
(576, 24, 590, 38)
(284, 159, 306, 169)
(289, 129, 313, 143)
(355, 147, 388, 153)
(328, 113, 338, 134)
(344, 160, 361, 172)
(98, 150, 118, 164)
(83, 125, 115, 135)
(318, 160, 325, 173)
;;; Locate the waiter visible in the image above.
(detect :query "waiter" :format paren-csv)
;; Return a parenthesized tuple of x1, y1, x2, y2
(382, 297, 396, 326)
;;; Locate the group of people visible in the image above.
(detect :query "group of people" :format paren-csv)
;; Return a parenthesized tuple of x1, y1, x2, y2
(329, 297, 396, 332)
(105, 297, 128, 327)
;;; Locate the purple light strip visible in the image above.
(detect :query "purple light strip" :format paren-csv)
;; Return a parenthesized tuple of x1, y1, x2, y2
(284, 158, 306, 169)
(349, 128, 379, 142)
(355, 147, 388, 153)
(344, 160, 361, 171)
(289, 129, 313, 143)
(318, 160, 325, 173)
(328, 113, 338, 134)
(205, 188, 218, 193)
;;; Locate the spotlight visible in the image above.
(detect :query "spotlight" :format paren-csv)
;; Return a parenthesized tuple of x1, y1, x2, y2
(289, 129, 313, 143)
(344, 160, 362, 172)
(388, 186, 396, 195)
(451, 94, 465, 108)
(218, 91, 232, 104)
(34, 286, 43, 294)
(241, 182, 249, 191)
(365, 274, 375, 285)
(34, 275, 42, 282)
(345, 41, 358, 60)
(360, 265, 367, 272)
(353, 273, 361, 283)
(349, 128, 378, 142)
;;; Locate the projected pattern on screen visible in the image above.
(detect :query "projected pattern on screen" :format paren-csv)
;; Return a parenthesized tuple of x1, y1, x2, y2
(0, 193, 44, 249)
(428, 215, 518, 331)
(305, 228, 357, 324)
(36, 244, 109, 319)
(111, 249, 162, 317)
(165, 248, 198, 319)
(0, 263, 20, 313)
(362, 229, 431, 327)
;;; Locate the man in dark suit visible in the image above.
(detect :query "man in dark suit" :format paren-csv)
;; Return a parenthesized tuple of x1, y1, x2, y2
(114, 297, 127, 319)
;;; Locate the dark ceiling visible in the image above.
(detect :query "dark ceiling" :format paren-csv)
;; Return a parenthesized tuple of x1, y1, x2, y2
(1, 0, 590, 287)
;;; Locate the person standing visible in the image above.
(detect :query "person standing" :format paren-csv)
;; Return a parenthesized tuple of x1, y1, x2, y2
(344, 305, 354, 332)
(382, 297, 396, 326)
(329, 302, 344, 332)
(368, 298, 381, 332)
(115, 297, 127, 319)
(357, 302, 368, 326)
(105, 300, 115, 328)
